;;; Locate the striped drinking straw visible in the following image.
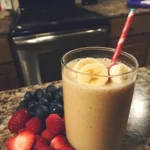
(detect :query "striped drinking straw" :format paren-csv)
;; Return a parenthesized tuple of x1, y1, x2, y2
(110, 9, 136, 67)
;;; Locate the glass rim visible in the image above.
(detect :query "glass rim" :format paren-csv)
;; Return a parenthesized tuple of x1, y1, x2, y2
(61, 47, 139, 78)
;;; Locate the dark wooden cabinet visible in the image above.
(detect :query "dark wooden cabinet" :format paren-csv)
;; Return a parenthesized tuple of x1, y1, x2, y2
(0, 35, 19, 91)
(108, 34, 150, 67)
(108, 14, 150, 67)
(0, 63, 19, 91)
(0, 36, 13, 63)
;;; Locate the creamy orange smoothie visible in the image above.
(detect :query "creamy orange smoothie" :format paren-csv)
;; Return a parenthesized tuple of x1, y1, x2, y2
(61, 48, 138, 150)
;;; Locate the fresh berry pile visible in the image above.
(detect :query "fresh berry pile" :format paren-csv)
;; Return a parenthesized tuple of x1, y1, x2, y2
(7, 85, 74, 150)
(17, 85, 64, 119)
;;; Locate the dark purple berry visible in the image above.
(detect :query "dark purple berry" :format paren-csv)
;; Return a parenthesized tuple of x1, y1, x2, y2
(53, 88, 63, 105)
(38, 98, 50, 106)
(35, 89, 47, 100)
(49, 102, 64, 117)
(28, 101, 38, 112)
(24, 91, 34, 101)
(35, 105, 50, 119)
(46, 85, 57, 94)
(19, 100, 28, 108)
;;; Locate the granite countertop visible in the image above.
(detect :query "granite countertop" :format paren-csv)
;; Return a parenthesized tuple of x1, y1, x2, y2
(0, 67, 150, 150)
(0, 11, 11, 34)
(84, 0, 150, 18)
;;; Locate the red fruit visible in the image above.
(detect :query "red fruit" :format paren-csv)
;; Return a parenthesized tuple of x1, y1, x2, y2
(50, 135, 74, 150)
(46, 114, 65, 135)
(25, 117, 42, 134)
(8, 109, 30, 133)
(42, 129, 55, 141)
(33, 135, 48, 150)
(6, 131, 34, 150)
(37, 145, 53, 150)
(18, 128, 32, 133)
(6, 137, 15, 150)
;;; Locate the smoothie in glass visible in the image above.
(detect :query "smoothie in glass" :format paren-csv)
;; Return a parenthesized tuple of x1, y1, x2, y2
(61, 47, 138, 150)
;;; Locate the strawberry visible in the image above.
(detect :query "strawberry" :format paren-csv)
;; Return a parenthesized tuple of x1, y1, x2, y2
(33, 135, 48, 150)
(46, 114, 65, 135)
(18, 128, 32, 133)
(37, 145, 53, 150)
(50, 135, 74, 150)
(8, 109, 30, 133)
(6, 131, 34, 150)
(25, 117, 42, 134)
(42, 129, 55, 141)
(6, 137, 15, 150)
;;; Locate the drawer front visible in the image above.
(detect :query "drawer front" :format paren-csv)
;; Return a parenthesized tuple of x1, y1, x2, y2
(108, 35, 150, 67)
(109, 14, 150, 38)
(0, 36, 13, 63)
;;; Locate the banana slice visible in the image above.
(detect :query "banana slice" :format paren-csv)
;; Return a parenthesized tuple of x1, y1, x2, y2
(77, 63, 108, 86)
(73, 58, 99, 71)
(72, 58, 99, 77)
(109, 64, 131, 83)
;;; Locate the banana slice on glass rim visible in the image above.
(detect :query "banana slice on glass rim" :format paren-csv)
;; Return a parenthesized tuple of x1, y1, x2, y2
(72, 58, 99, 77)
(77, 63, 109, 86)
(109, 64, 131, 83)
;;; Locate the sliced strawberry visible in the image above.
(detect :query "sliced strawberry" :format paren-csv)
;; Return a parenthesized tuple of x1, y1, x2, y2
(8, 109, 30, 133)
(25, 117, 42, 134)
(46, 114, 65, 135)
(50, 135, 74, 150)
(6, 137, 16, 150)
(33, 135, 48, 150)
(6, 131, 34, 150)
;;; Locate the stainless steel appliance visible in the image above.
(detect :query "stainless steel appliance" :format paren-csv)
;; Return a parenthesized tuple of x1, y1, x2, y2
(11, 0, 110, 86)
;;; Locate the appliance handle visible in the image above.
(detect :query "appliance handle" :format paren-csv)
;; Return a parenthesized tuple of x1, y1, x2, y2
(13, 28, 107, 45)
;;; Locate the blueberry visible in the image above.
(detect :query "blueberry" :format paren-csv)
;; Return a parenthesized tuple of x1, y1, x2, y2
(28, 111, 35, 117)
(49, 102, 64, 117)
(38, 98, 50, 106)
(35, 89, 47, 100)
(57, 87, 63, 96)
(28, 101, 38, 112)
(31, 92, 38, 101)
(46, 85, 57, 94)
(35, 105, 50, 119)
(19, 100, 28, 108)
(24, 91, 35, 101)
(46, 92, 53, 102)
(52, 99, 63, 105)
(53, 88, 63, 105)
(28, 100, 38, 106)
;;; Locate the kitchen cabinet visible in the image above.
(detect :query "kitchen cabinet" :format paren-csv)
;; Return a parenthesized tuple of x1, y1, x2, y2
(108, 34, 150, 67)
(0, 36, 19, 91)
(108, 14, 150, 67)
(0, 36, 13, 63)
(0, 62, 19, 91)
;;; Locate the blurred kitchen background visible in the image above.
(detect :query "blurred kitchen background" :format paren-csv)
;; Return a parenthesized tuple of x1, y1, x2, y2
(0, 0, 150, 91)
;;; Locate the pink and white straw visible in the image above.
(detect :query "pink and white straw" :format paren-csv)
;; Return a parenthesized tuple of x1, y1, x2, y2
(110, 9, 136, 67)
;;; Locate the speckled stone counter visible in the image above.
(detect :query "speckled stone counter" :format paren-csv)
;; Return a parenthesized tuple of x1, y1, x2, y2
(0, 67, 150, 150)
(84, 0, 150, 18)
